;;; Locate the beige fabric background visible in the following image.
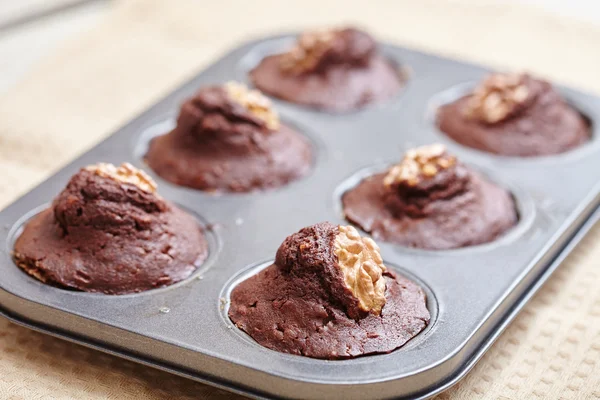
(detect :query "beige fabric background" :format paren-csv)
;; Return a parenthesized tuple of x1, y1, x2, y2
(1, 0, 599, 398)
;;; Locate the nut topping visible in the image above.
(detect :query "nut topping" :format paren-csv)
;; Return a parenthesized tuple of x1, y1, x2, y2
(85, 162, 158, 193)
(279, 29, 337, 75)
(383, 144, 456, 188)
(334, 225, 387, 315)
(464, 73, 531, 124)
(224, 81, 280, 131)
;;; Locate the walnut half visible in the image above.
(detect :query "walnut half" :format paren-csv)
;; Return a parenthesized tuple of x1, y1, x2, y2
(224, 81, 280, 131)
(279, 28, 337, 75)
(334, 225, 387, 315)
(85, 162, 158, 193)
(464, 72, 531, 124)
(383, 143, 456, 188)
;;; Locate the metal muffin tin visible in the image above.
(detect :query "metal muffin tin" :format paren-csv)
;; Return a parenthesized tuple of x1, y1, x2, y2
(1, 34, 600, 400)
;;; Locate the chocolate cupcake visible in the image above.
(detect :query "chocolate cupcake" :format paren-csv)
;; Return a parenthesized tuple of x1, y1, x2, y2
(250, 27, 402, 112)
(437, 73, 590, 156)
(13, 163, 208, 294)
(145, 82, 312, 192)
(228, 222, 430, 359)
(342, 144, 517, 250)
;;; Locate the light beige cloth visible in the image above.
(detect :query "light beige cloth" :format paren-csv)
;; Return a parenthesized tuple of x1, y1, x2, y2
(1, 0, 599, 398)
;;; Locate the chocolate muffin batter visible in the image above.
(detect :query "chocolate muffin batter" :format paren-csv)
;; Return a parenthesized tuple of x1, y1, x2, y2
(13, 163, 208, 294)
(342, 144, 517, 250)
(146, 82, 312, 192)
(250, 28, 402, 112)
(228, 222, 430, 359)
(437, 73, 590, 156)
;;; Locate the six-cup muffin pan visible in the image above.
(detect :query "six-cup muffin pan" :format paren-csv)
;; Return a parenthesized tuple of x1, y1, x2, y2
(1, 34, 600, 399)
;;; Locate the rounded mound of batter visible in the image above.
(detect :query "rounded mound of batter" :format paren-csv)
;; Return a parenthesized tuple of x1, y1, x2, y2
(145, 82, 312, 192)
(228, 222, 430, 359)
(250, 27, 403, 112)
(342, 144, 518, 250)
(13, 163, 208, 294)
(437, 73, 590, 156)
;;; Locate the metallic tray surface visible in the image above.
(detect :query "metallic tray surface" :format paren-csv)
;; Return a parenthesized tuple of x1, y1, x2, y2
(1, 35, 599, 399)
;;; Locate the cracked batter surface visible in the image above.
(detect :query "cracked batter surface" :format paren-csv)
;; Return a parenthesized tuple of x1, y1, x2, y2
(228, 222, 429, 359)
(437, 73, 590, 156)
(343, 144, 518, 250)
(13, 164, 208, 294)
(145, 83, 312, 192)
(250, 27, 403, 112)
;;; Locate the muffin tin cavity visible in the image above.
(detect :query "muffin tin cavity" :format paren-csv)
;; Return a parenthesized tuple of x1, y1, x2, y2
(334, 162, 536, 254)
(427, 81, 597, 162)
(219, 259, 439, 359)
(132, 115, 175, 161)
(7, 203, 221, 297)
